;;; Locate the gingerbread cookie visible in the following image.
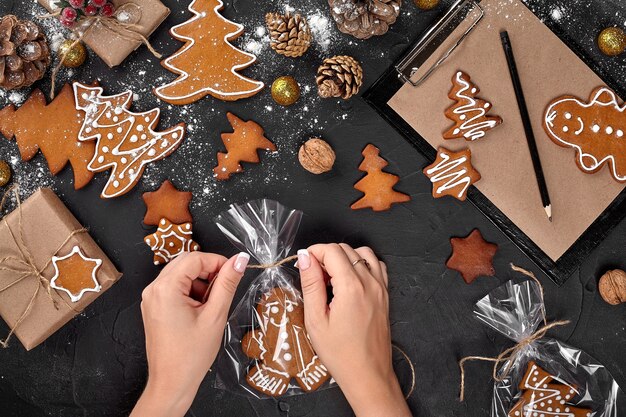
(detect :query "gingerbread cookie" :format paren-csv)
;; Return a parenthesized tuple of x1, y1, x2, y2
(214, 112, 277, 180)
(242, 287, 330, 396)
(351, 144, 410, 211)
(544, 87, 626, 183)
(142, 180, 193, 226)
(154, 0, 264, 105)
(423, 147, 481, 201)
(0, 83, 95, 189)
(50, 246, 102, 303)
(444, 71, 502, 141)
(446, 229, 497, 284)
(74, 83, 186, 199)
(144, 218, 200, 265)
(509, 361, 591, 417)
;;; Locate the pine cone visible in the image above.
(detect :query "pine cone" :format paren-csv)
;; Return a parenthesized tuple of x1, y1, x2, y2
(316, 55, 363, 100)
(266, 12, 311, 58)
(0, 15, 50, 90)
(328, 0, 402, 40)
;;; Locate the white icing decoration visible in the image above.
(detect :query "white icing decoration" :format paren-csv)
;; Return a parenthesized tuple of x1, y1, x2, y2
(543, 87, 626, 181)
(425, 150, 476, 199)
(145, 220, 197, 264)
(72, 83, 186, 198)
(50, 245, 102, 303)
(153, 0, 264, 104)
(448, 72, 499, 141)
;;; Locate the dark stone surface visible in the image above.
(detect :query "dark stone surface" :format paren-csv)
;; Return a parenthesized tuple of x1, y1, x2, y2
(0, 0, 624, 416)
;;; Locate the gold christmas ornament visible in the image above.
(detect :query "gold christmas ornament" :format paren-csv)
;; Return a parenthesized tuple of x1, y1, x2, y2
(413, 0, 440, 10)
(58, 39, 87, 68)
(597, 27, 626, 56)
(298, 138, 336, 174)
(0, 160, 12, 187)
(271, 76, 300, 106)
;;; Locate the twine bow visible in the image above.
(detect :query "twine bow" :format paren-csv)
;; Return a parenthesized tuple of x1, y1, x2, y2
(458, 264, 570, 401)
(0, 185, 86, 348)
(39, 4, 163, 99)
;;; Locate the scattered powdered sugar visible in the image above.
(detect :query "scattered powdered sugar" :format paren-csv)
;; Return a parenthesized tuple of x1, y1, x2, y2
(308, 12, 333, 51)
(550, 6, 564, 22)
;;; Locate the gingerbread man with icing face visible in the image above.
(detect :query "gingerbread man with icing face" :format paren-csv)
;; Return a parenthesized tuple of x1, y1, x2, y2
(242, 286, 330, 396)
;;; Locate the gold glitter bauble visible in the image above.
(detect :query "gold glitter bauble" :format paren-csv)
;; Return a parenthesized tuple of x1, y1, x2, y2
(58, 39, 87, 68)
(597, 27, 626, 56)
(0, 160, 11, 187)
(271, 76, 301, 106)
(413, 0, 440, 10)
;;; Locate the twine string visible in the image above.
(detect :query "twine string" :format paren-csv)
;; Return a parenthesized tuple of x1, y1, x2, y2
(0, 185, 87, 347)
(393, 344, 416, 400)
(458, 264, 570, 401)
(39, 4, 162, 99)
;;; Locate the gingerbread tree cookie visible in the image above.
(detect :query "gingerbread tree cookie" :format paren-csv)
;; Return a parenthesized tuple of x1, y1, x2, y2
(214, 112, 277, 180)
(154, 0, 264, 105)
(73, 83, 186, 199)
(544, 87, 626, 183)
(443, 71, 502, 141)
(50, 246, 102, 303)
(508, 361, 592, 417)
(351, 144, 410, 211)
(423, 146, 481, 201)
(144, 218, 200, 265)
(446, 229, 497, 284)
(0, 83, 95, 189)
(242, 287, 330, 396)
(142, 180, 193, 226)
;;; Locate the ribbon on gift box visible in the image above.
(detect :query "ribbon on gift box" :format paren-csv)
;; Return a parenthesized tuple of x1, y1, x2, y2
(0, 185, 86, 347)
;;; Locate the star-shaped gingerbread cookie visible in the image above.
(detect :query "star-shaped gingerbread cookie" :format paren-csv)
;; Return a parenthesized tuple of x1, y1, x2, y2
(50, 246, 102, 302)
(423, 147, 481, 201)
(446, 229, 497, 284)
(144, 218, 200, 265)
(142, 180, 193, 226)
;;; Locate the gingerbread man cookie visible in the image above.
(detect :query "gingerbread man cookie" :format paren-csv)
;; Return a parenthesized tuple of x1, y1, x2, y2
(242, 287, 330, 396)
(543, 87, 626, 183)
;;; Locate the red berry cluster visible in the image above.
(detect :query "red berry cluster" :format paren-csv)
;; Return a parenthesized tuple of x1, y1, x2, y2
(58, 0, 116, 27)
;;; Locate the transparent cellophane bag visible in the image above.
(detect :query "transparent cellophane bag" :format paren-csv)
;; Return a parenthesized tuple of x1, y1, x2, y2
(475, 278, 624, 417)
(213, 199, 334, 398)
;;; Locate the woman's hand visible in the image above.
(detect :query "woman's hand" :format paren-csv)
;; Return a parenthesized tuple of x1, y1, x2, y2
(131, 251, 250, 417)
(298, 244, 411, 417)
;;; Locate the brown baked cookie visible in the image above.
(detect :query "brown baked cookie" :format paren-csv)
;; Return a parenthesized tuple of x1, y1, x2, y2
(446, 229, 497, 284)
(142, 180, 193, 226)
(144, 218, 200, 265)
(423, 146, 481, 201)
(543, 87, 626, 183)
(50, 245, 102, 303)
(508, 361, 591, 417)
(443, 71, 502, 141)
(0, 83, 95, 189)
(242, 287, 330, 396)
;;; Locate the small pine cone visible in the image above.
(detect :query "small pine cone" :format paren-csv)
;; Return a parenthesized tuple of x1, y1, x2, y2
(266, 12, 311, 58)
(328, 0, 402, 40)
(0, 15, 50, 90)
(316, 55, 363, 100)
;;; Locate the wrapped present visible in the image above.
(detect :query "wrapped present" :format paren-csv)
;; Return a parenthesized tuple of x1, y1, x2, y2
(38, 0, 170, 67)
(0, 188, 122, 350)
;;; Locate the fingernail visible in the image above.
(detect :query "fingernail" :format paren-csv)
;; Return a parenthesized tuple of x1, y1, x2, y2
(234, 252, 250, 273)
(297, 249, 311, 271)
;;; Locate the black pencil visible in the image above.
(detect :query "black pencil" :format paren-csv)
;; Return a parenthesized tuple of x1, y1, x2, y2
(500, 31, 552, 222)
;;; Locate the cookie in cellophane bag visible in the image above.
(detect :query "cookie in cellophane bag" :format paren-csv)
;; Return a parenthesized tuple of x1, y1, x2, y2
(212, 199, 335, 398)
(460, 267, 624, 417)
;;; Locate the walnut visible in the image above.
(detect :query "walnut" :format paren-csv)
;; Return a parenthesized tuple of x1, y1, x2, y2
(298, 138, 335, 174)
(598, 269, 626, 305)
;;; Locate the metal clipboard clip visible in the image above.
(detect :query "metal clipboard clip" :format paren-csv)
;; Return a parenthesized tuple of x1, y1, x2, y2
(396, 0, 484, 87)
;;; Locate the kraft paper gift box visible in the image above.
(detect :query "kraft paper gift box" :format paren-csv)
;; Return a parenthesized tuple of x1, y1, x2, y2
(0, 188, 122, 350)
(38, 0, 170, 67)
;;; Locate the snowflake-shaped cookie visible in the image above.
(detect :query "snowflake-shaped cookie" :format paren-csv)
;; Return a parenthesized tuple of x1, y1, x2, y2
(50, 246, 103, 302)
(144, 218, 200, 265)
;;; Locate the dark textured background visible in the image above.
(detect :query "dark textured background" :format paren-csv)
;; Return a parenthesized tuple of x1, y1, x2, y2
(0, 0, 625, 416)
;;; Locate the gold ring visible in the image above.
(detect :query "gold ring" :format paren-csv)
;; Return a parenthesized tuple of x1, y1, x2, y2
(352, 259, 370, 269)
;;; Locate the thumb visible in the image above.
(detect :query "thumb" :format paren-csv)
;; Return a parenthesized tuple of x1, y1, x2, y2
(202, 252, 249, 322)
(298, 249, 328, 325)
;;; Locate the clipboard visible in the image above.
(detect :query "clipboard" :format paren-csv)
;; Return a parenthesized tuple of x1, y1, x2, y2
(363, 0, 626, 285)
